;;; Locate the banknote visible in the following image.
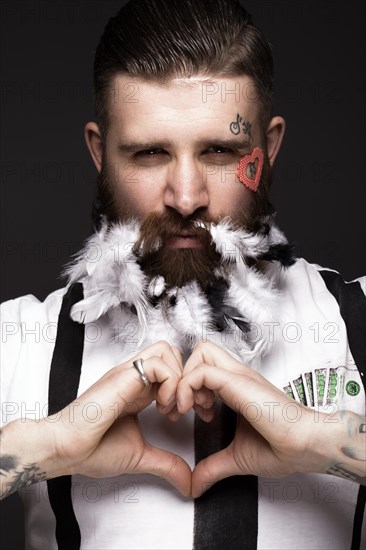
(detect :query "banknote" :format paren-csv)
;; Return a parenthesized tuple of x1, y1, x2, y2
(283, 384, 295, 400)
(325, 366, 345, 406)
(285, 363, 358, 410)
(302, 372, 314, 408)
(313, 367, 328, 407)
(290, 376, 307, 406)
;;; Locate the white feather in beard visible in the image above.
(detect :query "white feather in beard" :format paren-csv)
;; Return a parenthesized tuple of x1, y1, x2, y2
(63, 216, 294, 365)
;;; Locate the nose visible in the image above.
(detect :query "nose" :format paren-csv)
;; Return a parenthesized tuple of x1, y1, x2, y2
(163, 156, 209, 217)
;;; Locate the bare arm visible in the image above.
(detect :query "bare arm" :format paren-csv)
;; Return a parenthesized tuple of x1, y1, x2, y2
(179, 341, 366, 497)
(325, 413, 366, 484)
(0, 420, 55, 499)
(1, 341, 192, 500)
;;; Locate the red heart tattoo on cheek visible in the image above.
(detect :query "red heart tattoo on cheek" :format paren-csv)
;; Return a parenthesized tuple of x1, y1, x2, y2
(236, 147, 264, 192)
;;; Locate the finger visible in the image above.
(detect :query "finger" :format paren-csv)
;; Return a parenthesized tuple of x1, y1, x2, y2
(170, 344, 184, 372)
(142, 341, 183, 412)
(194, 387, 215, 409)
(193, 404, 215, 423)
(137, 443, 192, 497)
(178, 363, 222, 414)
(178, 363, 295, 444)
(141, 356, 181, 408)
(193, 388, 215, 422)
(155, 402, 182, 422)
(184, 340, 256, 380)
(65, 355, 180, 437)
(191, 445, 241, 498)
(123, 341, 182, 380)
(156, 383, 213, 421)
(144, 340, 183, 377)
(166, 406, 183, 422)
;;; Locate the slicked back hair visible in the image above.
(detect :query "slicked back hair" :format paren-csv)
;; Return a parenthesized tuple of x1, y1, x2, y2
(94, 0, 274, 139)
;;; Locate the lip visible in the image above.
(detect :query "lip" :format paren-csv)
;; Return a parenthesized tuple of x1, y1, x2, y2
(165, 234, 203, 249)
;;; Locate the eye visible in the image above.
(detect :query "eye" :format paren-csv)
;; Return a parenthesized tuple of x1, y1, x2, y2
(135, 148, 166, 157)
(205, 146, 234, 155)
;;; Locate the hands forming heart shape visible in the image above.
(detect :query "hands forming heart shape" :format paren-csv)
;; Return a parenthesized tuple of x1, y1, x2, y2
(43, 341, 348, 499)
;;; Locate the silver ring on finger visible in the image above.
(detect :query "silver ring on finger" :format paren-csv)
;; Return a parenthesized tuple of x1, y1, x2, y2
(133, 358, 151, 388)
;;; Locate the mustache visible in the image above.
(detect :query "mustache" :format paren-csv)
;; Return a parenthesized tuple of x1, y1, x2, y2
(132, 210, 225, 291)
(133, 210, 221, 256)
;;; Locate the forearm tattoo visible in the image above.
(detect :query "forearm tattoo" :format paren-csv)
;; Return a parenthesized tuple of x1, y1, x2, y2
(327, 463, 366, 485)
(230, 113, 252, 138)
(1, 454, 46, 499)
(326, 420, 366, 486)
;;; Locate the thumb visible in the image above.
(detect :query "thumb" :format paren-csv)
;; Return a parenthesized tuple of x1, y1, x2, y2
(137, 444, 192, 498)
(191, 445, 241, 498)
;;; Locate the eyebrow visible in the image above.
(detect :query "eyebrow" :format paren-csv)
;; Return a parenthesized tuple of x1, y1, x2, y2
(117, 137, 252, 154)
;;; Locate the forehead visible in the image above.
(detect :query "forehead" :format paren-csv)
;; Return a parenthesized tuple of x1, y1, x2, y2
(107, 75, 260, 142)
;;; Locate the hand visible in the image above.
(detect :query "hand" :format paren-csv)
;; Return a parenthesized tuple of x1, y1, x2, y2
(1, 341, 192, 498)
(178, 341, 349, 498)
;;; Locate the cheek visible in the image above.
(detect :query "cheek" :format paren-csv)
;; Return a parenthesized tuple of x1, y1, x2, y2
(107, 161, 165, 214)
(207, 166, 254, 215)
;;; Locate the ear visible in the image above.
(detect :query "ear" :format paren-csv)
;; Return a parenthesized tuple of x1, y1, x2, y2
(265, 116, 286, 166)
(84, 122, 103, 173)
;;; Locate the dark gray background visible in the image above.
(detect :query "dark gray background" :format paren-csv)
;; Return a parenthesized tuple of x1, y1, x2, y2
(1, 1, 365, 548)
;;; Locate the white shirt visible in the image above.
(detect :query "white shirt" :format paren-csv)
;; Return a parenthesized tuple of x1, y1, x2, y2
(1, 258, 365, 549)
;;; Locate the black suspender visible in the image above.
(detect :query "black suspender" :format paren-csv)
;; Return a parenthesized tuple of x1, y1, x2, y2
(47, 283, 85, 550)
(193, 404, 258, 550)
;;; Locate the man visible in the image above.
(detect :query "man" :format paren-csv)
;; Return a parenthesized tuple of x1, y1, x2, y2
(1, 1, 365, 549)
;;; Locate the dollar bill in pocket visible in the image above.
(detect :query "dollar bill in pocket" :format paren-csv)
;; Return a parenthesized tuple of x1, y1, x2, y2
(312, 367, 328, 408)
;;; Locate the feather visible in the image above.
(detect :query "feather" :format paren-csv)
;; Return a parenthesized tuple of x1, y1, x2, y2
(170, 282, 214, 346)
(205, 281, 250, 333)
(70, 291, 120, 324)
(147, 276, 166, 298)
(259, 243, 296, 267)
(62, 215, 293, 362)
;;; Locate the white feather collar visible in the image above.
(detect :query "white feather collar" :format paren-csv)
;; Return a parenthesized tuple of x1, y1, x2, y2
(64, 217, 295, 365)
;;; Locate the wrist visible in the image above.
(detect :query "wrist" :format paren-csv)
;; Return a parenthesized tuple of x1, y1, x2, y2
(3, 416, 70, 480)
(0, 418, 61, 498)
(287, 407, 346, 476)
(323, 411, 366, 484)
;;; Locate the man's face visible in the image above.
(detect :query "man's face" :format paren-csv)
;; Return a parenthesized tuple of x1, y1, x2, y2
(102, 74, 263, 221)
(87, 75, 279, 290)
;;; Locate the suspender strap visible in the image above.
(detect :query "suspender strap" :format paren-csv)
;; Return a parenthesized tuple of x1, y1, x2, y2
(352, 486, 366, 550)
(193, 403, 258, 550)
(47, 283, 85, 550)
(318, 271, 366, 550)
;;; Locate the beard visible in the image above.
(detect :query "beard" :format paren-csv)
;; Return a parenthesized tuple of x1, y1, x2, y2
(91, 155, 275, 292)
